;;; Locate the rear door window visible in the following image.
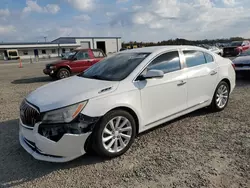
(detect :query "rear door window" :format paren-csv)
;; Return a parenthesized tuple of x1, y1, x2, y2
(183, 50, 206, 68)
(93, 50, 105, 58)
(203, 52, 214, 63)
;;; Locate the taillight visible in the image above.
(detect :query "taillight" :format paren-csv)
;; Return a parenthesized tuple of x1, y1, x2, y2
(231, 63, 235, 70)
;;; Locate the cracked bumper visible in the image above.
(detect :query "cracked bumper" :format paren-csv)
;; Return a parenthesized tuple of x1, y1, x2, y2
(19, 120, 91, 163)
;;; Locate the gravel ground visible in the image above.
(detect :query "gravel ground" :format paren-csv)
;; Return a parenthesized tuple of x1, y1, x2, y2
(0, 63, 249, 188)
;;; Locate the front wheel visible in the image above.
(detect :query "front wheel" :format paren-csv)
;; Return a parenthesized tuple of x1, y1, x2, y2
(93, 110, 136, 158)
(57, 68, 70, 79)
(209, 81, 230, 112)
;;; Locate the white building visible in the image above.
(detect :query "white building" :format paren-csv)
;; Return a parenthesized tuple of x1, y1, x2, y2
(0, 36, 122, 60)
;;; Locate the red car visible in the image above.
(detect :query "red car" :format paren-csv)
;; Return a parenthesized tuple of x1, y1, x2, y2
(223, 40, 250, 57)
(43, 48, 106, 79)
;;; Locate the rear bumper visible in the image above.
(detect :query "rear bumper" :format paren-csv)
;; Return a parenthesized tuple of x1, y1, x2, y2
(19, 120, 91, 163)
(235, 67, 250, 71)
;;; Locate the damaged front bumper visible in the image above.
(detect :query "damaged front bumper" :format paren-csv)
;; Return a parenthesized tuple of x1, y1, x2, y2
(19, 114, 99, 163)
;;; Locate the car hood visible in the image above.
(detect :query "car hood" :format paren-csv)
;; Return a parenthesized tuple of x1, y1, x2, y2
(47, 59, 71, 66)
(26, 76, 119, 112)
(232, 56, 250, 64)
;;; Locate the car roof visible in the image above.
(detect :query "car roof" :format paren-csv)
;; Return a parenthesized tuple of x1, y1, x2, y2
(119, 45, 210, 54)
(74, 48, 90, 51)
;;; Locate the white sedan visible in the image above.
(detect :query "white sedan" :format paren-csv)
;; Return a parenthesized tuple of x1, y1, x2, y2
(19, 45, 236, 162)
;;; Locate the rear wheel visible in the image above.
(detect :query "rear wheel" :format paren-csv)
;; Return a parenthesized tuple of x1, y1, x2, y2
(57, 68, 70, 79)
(209, 81, 230, 112)
(93, 110, 136, 158)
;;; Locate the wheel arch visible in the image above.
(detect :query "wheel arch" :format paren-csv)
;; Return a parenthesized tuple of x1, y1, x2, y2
(57, 66, 72, 73)
(106, 106, 140, 135)
(220, 78, 231, 93)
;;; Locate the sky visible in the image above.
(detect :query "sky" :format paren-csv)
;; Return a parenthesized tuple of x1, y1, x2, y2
(0, 0, 250, 42)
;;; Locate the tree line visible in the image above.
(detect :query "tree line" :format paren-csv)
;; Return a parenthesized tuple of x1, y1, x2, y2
(122, 37, 249, 48)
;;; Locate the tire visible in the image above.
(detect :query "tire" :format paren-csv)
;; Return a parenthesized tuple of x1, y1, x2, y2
(209, 81, 230, 112)
(56, 68, 70, 79)
(92, 110, 136, 158)
(49, 74, 57, 79)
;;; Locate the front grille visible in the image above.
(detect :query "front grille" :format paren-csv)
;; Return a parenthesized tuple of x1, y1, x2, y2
(20, 100, 40, 127)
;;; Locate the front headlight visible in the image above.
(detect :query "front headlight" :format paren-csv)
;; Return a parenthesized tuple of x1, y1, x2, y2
(42, 101, 88, 124)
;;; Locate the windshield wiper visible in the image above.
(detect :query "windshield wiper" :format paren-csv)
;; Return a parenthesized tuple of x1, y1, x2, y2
(89, 75, 105, 80)
(79, 74, 110, 81)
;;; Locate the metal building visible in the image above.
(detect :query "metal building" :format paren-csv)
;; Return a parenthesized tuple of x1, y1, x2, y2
(0, 36, 122, 60)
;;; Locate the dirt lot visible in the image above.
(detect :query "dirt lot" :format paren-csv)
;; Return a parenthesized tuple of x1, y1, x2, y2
(0, 63, 249, 188)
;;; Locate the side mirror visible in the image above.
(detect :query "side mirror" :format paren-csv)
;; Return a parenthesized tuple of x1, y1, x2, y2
(137, 69, 164, 80)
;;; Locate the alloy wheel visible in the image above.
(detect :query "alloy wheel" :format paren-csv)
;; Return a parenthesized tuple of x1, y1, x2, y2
(216, 84, 228, 108)
(59, 70, 69, 78)
(101, 116, 132, 153)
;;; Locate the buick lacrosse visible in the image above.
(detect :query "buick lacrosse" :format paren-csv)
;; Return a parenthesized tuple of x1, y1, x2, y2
(19, 46, 236, 162)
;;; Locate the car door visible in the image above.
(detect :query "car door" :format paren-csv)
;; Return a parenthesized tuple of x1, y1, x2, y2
(136, 50, 188, 126)
(182, 50, 218, 108)
(70, 51, 92, 73)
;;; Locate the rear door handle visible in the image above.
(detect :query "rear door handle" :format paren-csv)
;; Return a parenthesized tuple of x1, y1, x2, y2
(210, 70, 217, 76)
(177, 80, 186, 86)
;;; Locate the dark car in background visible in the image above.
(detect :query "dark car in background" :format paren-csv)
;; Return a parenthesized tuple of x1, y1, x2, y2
(232, 49, 250, 76)
(43, 48, 106, 79)
(223, 40, 250, 57)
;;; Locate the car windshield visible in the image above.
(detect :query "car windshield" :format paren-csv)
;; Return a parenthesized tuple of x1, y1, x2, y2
(239, 49, 250, 56)
(62, 51, 77, 60)
(231, 41, 242, 46)
(78, 52, 150, 81)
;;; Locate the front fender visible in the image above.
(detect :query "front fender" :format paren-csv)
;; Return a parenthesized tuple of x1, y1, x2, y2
(81, 90, 142, 129)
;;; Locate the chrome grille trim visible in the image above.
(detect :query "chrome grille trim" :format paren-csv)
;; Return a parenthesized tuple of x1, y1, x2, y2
(20, 100, 40, 127)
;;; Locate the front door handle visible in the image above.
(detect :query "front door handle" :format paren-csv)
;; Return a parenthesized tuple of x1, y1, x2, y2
(177, 80, 187, 86)
(210, 70, 217, 76)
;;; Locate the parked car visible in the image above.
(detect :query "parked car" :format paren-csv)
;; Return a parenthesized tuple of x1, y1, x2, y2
(119, 48, 127, 51)
(232, 48, 250, 75)
(223, 40, 250, 57)
(4, 49, 20, 60)
(43, 48, 106, 79)
(209, 46, 223, 56)
(19, 45, 236, 162)
(198, 44, 223, 56)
